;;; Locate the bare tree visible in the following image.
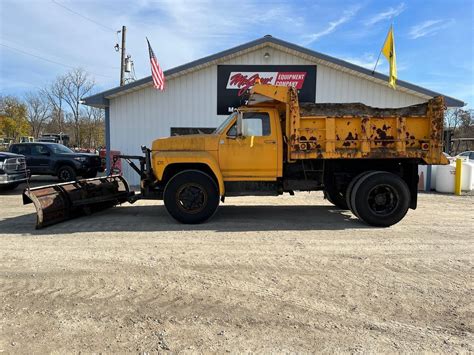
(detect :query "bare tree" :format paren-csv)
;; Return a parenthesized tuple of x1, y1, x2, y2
(63, 68, 94, 146)
(81, 106, 105, 148)
(445, 108, 470, 131)
(42, 74, 68, 134)
(445, 108, 474, 154)
(24, 92, 51, 138)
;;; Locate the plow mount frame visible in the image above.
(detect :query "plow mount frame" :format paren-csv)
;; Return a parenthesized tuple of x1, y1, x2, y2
(116, 146, 163, 201)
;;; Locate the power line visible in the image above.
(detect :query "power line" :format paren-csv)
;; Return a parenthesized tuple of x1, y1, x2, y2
(51, 0, 116, 32)
(0, 42, 114, 79)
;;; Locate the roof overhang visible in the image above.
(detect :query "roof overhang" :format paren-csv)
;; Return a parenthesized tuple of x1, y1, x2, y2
(83, 35, 465, 108)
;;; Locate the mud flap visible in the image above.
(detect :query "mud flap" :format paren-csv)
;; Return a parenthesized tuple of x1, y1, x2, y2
(23, 175, 133, 229)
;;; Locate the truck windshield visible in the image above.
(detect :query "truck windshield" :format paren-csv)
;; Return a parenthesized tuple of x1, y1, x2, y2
(213, 112, 237, 134)
(49, 144, 73, 154)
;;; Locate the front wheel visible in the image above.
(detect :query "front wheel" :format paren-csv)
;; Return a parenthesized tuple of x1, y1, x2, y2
(350, 171, 410, 227)
(163, 170, 219, 224)
(57, 165, 77, 182)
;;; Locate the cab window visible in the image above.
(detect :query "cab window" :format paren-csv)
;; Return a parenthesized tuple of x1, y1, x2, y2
(11, 145, 31, 155)
(31, 145, 50, 155)
(242, 112, 270, 136)
(227, 124, 237, 137)
(226, 112, 271, 137)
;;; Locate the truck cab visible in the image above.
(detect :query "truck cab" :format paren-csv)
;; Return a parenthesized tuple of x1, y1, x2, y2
(217, 109, 281, 180)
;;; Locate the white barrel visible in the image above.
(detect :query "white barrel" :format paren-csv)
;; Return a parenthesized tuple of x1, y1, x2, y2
(435, 164, 456, 193)
(461, 161, 474, 191)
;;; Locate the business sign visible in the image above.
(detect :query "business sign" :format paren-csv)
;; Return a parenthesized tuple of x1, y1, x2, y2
(217, 65, 316, 115)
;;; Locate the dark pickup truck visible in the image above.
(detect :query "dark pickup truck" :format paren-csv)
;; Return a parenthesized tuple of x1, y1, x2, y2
(9, 142, 103, 181)
(0, 152, 29, 190)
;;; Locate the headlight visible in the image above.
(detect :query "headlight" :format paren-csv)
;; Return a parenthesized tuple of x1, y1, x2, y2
(74, 157, 88, 162)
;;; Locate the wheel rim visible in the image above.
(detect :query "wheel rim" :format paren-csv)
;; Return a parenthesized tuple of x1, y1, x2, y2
(60, 169, 71, 181)
(367, 184, 399, 216)
(176, 183, 207, 214)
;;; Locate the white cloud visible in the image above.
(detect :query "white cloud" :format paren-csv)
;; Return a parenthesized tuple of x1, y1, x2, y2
(0, 0, 295, 94)
(337, 53, 409, 75)
(365, 3, 406, 26)
(340, 53, 383, 70)
(409, 19, 455, 39)
(303, 6, 361, 44)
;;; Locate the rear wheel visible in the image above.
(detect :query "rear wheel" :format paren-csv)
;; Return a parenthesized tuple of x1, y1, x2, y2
(57, 165, 76, 182)
(345, 171, 375, 213)
(350, 171, 410, 227)
(323, 186, 348, 210)
(164, 170, 219, 224)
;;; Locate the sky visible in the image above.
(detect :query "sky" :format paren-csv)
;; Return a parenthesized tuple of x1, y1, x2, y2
(0, 0, 473, 107)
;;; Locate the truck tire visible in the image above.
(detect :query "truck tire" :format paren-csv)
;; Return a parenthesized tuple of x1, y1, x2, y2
(57, 165, 77, 182)
(323, 187, 348, 210)
(164, 170, 219, 224)
(350, 171, 410, 227)
(345, 171, 375, 213)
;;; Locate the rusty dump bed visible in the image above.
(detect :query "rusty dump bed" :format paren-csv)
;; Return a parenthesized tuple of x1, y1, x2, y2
(294, 97, 446, 163)
(250, 85, 447, 165)
(23, 175, 132, 229)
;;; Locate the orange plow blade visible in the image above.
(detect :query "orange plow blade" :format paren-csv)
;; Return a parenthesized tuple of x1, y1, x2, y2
(23, 175, 132, 229)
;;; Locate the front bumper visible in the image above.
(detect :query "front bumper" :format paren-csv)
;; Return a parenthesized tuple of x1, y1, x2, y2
(0, 170, 29, 184)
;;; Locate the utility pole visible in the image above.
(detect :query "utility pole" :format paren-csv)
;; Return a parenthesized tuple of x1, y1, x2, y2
(120, 25, 126, 86)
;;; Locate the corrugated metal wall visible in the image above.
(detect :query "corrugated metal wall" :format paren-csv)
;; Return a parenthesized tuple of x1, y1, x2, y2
(110, 45, 427, 185)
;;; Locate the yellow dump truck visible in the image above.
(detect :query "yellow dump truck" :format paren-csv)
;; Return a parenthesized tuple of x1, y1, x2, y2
(24, 84, 448, 228)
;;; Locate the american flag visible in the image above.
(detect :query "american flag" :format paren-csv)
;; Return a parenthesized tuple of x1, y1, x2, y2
(146, 38, 165, 90)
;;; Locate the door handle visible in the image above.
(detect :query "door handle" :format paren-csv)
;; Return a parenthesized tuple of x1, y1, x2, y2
(264, 140, 276, 144)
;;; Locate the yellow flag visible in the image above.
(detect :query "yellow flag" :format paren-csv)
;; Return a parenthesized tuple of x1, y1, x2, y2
(382, 26, 397, 89)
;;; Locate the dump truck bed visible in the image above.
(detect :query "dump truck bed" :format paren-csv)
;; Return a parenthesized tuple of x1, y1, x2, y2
(249, 85, 446, 165)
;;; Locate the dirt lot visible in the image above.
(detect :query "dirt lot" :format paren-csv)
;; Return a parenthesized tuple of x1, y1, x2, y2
(0, 178, 473, 353)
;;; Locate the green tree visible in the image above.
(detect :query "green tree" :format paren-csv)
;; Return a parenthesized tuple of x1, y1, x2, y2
(0, 96, 30, 141)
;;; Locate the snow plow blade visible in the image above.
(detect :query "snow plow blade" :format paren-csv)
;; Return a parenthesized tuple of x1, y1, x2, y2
(22, 175, 132, 229)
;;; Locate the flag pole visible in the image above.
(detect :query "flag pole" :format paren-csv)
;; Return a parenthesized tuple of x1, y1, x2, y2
(371, 50, 382, 75)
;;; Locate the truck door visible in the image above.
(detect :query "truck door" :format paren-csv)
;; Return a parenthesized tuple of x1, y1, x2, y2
(218, 111, 278, 179)
(29, 144, 52, 174)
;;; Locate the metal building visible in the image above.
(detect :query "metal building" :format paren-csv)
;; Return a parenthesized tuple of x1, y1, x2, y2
(84, 35, 464, 185)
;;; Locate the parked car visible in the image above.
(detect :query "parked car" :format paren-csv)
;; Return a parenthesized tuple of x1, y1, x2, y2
(455, 151, 474, 161)
(0, 152, 29, 190)
(9, 142, 104, 182)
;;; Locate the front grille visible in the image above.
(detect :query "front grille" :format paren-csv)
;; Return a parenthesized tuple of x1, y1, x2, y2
(4, 157, 27, 173)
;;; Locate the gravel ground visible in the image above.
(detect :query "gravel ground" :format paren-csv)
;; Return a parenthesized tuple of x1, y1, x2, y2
(0, 178, 473, 353)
